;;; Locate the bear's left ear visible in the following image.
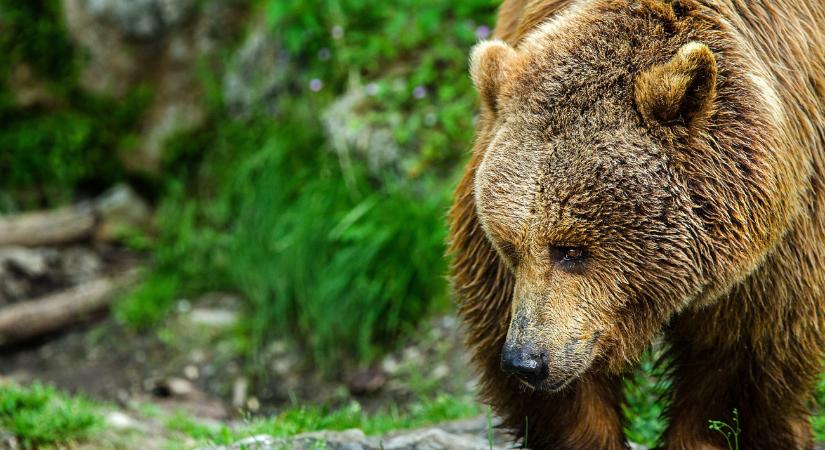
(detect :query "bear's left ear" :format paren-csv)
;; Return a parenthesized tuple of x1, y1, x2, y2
(469, 39, 517, 113)
(634, 42, 718, 126)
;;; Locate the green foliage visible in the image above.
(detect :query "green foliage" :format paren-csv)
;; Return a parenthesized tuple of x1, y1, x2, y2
(143, 0, 496, 369)
(815, 373, 825, 442)
(0, 382, 101, 448)
(0, 1, 149, 210)
(0, 0, 77, 89)
(623, 353, 668, 447)
(167, 394, 479, 445)
(115, 274, 182, 329)
(0, 90, 149, 208)
(708, 409, 741, 450)
(229, 139, 450, 367)
(263, 0, 497, 172)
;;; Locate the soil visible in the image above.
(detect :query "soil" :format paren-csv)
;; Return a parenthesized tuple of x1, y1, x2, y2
(0, 295, 477, 422)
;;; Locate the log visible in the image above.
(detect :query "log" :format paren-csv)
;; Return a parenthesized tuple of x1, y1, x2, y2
(0, 203, 97, 247)
(0, 272, 138, 346)
(0, 184, 151, 247)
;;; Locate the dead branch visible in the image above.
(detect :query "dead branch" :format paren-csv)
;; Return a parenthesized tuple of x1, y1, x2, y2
(0, 203, 97, 247)
(0, 271, 138, 346)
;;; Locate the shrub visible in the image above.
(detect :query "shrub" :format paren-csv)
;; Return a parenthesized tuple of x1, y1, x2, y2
(228, 133, 451, 367)
(0, 1, 148, 210)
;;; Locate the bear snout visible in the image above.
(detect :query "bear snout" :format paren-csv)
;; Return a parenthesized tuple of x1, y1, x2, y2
(501, 344, 549, 388)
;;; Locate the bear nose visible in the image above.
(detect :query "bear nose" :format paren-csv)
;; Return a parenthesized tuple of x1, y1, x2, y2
(501, 345, 548, 387)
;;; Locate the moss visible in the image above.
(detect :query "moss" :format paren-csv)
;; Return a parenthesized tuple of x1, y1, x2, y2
(0, 0, 78, 90)
(0, 1, 151, 209)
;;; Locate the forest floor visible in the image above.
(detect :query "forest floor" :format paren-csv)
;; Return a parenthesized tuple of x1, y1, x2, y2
(0, 238, 823, 449)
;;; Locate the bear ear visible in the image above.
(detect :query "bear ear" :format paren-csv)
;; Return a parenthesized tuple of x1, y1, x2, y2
(470, 39, 517, 113)
(634, 42, 718, 126)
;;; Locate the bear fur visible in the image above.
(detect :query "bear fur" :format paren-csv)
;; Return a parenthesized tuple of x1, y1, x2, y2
(448, 1, 825, 449)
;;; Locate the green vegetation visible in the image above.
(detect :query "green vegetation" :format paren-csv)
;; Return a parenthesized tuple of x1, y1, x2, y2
(111, 0, 499, 370)
(3, 1, 824, 448)
(815, 373, 825, 442)
(708, 409, 741, 450)
(0, 1, 149, 210)
(0, 382, 101, 448)
(166, 394, 479, 446)
(623, 354, 668, 446)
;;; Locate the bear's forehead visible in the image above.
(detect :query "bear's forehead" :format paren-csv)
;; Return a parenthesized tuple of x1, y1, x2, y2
(475, 116, 676, 246)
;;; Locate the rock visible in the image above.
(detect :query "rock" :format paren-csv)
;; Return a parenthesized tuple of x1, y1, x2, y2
(0, 247, 51, 278)
(79, 0, 196, 41)
(207, 418, 512, 450)
(188, 308, 239, 328)
(0, 247, 57, 304)
(94, 184, 151, 240)
(323, 84, 403, 174)
(231, 377, 248, 409)
(59, 247, 103, 285)
(0, 428, 18, 450)
(149, 377, 195, 398)
(106, 411, 146, 431)
(146, 377, 228, 420)
(375, 428, 496, 449)
(346, 367, 387, 395)
(381, 355, 401, 375)
(7, 64, 56, 109)
(60, 0, 248, 173)
(222, 18, 291, 118)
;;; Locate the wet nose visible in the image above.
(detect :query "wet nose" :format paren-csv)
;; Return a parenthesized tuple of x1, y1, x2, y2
(501, 345, 548, 387)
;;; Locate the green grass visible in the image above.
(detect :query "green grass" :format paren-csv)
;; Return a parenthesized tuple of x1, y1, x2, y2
(0, 382, 102, 449)
(165, 394, 480, 446)
(815, 373, 825, 442)
(0, 0, 149, 211)
(623, 354, 668, 447)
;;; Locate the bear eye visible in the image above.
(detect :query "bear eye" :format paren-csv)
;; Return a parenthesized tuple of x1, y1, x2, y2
(549, 246, 588, 269)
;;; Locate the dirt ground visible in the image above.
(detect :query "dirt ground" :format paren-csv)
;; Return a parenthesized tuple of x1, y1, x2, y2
(0, 297, 477, 422)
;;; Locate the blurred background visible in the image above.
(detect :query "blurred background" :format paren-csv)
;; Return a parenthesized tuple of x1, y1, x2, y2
(0, 1, 821, 449)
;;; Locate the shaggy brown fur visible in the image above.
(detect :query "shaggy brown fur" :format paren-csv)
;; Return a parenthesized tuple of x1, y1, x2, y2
(448, 0, 825, 449)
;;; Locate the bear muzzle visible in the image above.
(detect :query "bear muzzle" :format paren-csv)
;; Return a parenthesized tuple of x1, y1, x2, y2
(501, 331, 602, 391)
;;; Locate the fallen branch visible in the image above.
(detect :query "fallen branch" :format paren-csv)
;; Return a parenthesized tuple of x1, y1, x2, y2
(0, 271, 138, 346)
(0, 203, 97, 247)
(0, 184, 150, 247)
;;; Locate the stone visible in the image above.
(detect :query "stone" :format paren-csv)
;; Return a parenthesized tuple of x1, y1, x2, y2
(0, 247, 51, 278)
(346, 367, 387, 395)
(79, 0, 196, 41)
(94, 184, 151, 241)
(222, 18, 291, 118)
(106, 411, 146, 431)
(0, 428, 18, 450)
(59, 247, 103, 285)
(60, 0, 247, 173)
(188, 308, 239, 328)
(323, 84, 403, 174)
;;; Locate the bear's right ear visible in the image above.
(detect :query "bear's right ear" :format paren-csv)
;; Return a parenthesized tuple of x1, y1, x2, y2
(634, 42, 718, 126)
(470, 40, 517, 113)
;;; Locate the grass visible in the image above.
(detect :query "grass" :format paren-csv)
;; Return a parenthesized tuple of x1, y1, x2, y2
(109, 0, 499, 371)
(623, 353, 668, 446)
(165, 394, 480, 446)
(815, 373, 825, 442)
(0, 382, 102, 449)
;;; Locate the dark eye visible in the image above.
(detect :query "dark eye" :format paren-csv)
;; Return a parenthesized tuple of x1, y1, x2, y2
(549, 246, 588, 269)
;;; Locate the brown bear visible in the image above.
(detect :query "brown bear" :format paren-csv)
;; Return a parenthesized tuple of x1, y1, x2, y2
(448, 0, 825, 449)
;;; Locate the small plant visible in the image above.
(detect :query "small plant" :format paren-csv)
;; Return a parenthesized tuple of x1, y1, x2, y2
(524, 416, 529, 449)
(167, 394, 479, 446)
(0, 382, 102, 449)
(708, 408, 741, 450)
(486, 406, 493, 450)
